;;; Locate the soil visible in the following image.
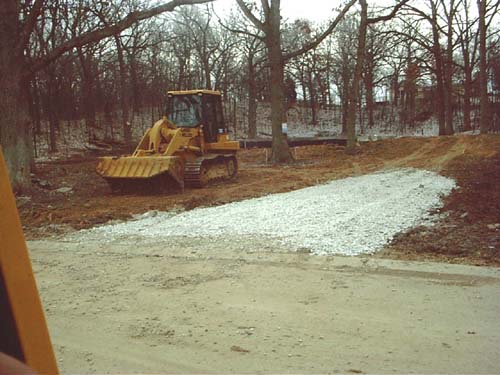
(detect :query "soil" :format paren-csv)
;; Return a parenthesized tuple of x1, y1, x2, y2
(30, 239, 500, 374)
(18, 134, 500, 373)
(19, 134, 500, 266)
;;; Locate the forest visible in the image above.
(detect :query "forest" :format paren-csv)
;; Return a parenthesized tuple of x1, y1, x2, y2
(0, 0, 499, 191)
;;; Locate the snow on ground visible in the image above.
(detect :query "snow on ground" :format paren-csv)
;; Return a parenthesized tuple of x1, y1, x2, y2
(73, 168, 456, 256)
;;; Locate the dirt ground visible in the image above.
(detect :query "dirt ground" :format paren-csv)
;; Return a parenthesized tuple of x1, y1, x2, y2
(20, 134, 500, 373)
(29, 237, 500, 374)
(20, 134, 500, 266)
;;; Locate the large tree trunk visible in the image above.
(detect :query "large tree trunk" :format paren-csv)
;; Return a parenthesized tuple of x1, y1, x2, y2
(0, 2, 32, 191)
(0, 66, 33, 192)
(404, 62, 418, 128)
(432, 49, 446, 135)
(345, 0, 368, 154)
(266, 0, 292, 163)
(430, 2, 447, 135)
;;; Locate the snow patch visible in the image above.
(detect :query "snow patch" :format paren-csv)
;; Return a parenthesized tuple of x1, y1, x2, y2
(73, 168, 456, 256)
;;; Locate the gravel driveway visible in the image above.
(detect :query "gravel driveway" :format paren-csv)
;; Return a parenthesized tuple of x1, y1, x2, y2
(74, 168, 456, 255)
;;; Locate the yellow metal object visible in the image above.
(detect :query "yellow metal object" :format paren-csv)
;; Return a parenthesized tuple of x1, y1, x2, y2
(97, 90, 239, 190)
(97, 118, 193, 185)
(206, 134, 241, 152)
(0, 148, 59, 375)
(97, 156, 184, 185)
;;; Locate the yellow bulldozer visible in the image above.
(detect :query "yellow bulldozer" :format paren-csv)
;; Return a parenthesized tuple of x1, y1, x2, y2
(96, 90, 240, 192)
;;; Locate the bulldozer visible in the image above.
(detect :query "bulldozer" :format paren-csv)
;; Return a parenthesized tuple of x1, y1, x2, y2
(96, 90, 240, 192)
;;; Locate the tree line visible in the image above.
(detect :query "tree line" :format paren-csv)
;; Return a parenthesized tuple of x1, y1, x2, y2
(0, 0, 499, 191)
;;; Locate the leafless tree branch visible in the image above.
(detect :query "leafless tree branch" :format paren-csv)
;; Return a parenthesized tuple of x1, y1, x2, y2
(283, 0, 357, 61)
(28, 0, 213, 75)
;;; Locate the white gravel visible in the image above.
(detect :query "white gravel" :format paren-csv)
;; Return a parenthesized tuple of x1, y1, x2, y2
(74, 168, 456, 256)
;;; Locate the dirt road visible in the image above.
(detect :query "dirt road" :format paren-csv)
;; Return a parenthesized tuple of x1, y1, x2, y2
(30, 236, 500, 373)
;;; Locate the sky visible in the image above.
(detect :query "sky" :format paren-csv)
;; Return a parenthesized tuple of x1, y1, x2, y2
(212, 0, 341, 23)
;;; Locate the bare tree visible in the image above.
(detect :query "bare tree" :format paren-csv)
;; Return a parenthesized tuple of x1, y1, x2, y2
(455, 0, 479, 131)
(235, 0, 356, 163)
(476, 0, 500, 132)
(330, 15, 358, 133)
(363, 24, 388, 129)
(345, 0, 409, 153)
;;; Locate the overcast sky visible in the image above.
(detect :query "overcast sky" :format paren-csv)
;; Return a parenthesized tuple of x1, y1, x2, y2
(211, 0, 340, 23)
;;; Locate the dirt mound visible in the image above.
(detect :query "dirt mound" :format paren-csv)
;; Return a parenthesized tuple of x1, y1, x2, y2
(380, 151, 500, 266)
(19, 134, 500, 265)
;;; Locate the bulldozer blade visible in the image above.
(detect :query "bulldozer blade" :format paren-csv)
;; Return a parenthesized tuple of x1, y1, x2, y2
(96, 156, 184, 187)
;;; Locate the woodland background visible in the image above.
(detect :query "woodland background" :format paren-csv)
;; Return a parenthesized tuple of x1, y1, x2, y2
(1, 0, 499, 189)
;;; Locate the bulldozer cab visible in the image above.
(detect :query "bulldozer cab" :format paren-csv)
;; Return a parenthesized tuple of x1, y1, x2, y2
(166, 90, 226, 143)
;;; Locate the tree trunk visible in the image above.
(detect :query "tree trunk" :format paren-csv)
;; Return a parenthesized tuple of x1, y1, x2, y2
(404, 62, 418, 128)
(266, 0, 292, 163)
(392, 75, 399, 107)
(247, 55, 258, 138)
(341, 95, 349, 134)
(129, 52, 140, 113)
(30, 79, 42, 136)
(477, 0, 490, 133)
(203, 58, 212, 89)
(27, 81, 41, 160)
(462, 57, 473, 131)
(341, 63, 351, 133)
(301, 80, 307, 110)
(433, 49, 446, 135)
(345, 0, 368, 154)
(177, 56, 186, 90)
(47, 69, 60, 152)
(0, 66, 32, 192)
(444, 0, 455, 135)
(308, 71, 318, 126)
(77, 48, 98, 141)
(115, 36, 132, 145)
(364, 70, 374, 128)
(430, 3, 447, 136)
(0, 2, 32, 191)
(463, 76, 472, 131)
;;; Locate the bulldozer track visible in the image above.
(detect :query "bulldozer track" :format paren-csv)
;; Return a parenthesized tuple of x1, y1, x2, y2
(184, 155, 237, 188)
(184, 159, 206, 188)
